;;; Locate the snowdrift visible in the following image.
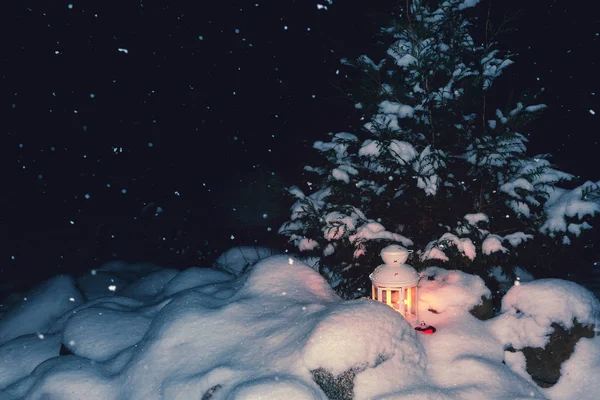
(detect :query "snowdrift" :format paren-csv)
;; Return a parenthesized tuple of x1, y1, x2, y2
(0, 256, 598, 399)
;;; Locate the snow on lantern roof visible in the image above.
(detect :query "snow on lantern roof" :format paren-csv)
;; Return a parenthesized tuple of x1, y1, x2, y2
(380, 244, 411, 264)
(369, 245, 419, 286)
(370, 263, 419, 286)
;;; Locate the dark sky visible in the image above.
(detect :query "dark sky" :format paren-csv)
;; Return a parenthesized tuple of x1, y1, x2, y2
(2, 0, 599, 291)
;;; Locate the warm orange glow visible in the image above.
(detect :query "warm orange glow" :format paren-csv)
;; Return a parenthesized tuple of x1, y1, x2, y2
(372, 285, 417, 322)
(405, 287, 412, 314)
(371, 284, 418, 325)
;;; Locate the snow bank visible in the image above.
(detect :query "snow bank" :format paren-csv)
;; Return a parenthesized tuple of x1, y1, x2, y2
(0, 256, 427, 399)
(0, 260, 597, 399)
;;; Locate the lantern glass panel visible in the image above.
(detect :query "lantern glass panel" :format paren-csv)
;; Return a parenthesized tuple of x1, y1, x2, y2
(390, 290, 401, 311)
(403, 287, 417, 317)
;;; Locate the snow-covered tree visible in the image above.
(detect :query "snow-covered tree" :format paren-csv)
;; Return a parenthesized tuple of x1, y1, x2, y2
(280, 0, 600, 298)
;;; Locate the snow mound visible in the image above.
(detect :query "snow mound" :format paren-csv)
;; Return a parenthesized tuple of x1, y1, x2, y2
(490, 279, 600, 349)
(304, 301, 426, 398)
(414, 268, 545, 400)
(212, 246, 278, 275)
(0, 333, 61, 389)
(1, 260, 598, 399)
(62, 307, 153, 362)
(0, 275, 84, 346)
(76, 261, 162, 300)
(116, 268, 180, 301)
(418, 267, 491, 317)
(161, 267, 232, 298)
(1, 256, 427, 399)
(228, 377, 322, 400)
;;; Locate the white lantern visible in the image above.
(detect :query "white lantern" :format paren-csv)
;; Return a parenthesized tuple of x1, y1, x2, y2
(369, 244, 420, 324)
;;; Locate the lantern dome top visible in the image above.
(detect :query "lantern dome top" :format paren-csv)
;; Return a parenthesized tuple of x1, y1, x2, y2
(369, 245, 419, 286)
(380, 244, 412, 265)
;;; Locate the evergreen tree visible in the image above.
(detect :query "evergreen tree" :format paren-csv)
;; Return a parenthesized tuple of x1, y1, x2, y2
(279, 0, 600, 299)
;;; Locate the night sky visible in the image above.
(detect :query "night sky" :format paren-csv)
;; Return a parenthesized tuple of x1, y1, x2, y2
(2, 0, 599, 293)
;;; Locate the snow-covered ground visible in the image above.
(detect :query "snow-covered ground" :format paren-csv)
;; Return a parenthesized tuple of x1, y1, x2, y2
(0, 253, 599, 399)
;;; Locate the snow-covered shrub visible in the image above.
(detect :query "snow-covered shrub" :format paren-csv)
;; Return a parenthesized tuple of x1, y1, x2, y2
(279, 185, 412, 296)
(279, 0, 600, 298)
(491, 279, 600, 349)
(418, 266, 492, 321)
(490, 279, 600, 386)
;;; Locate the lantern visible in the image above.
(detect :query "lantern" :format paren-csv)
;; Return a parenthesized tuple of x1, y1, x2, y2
(369, 244, 420, 325)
